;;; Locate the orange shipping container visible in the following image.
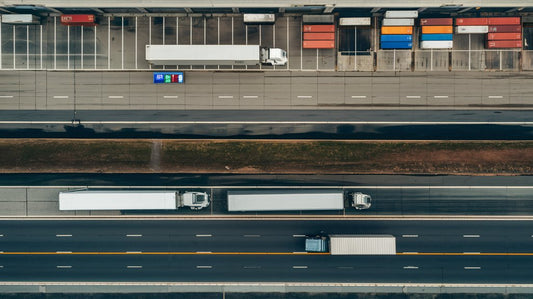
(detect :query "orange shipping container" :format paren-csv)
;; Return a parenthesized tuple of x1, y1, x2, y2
(381, 26, 413, 35)
(421, 26, 453, 34)
(487, 33, 521, 40)
(303, 32, 335, 40)
(302, 25, 335, 33)
(486, 40, 522, 48)
(488, 17, 521, 25)
(303, 40, 335, 49)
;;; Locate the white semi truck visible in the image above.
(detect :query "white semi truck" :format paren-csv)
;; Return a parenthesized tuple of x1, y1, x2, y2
(227, 190, 371, 212)
(145, 45, 287, 66)
(59, 190, 209, 211)
(305, 235, 396, 255)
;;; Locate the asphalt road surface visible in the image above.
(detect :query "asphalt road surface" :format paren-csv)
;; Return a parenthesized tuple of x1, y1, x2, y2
(0, 110, 532, 139)
(0, 220, 532, 283)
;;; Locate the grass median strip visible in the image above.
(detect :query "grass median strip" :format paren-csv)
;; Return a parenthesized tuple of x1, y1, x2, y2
(0, 139, 532, 174)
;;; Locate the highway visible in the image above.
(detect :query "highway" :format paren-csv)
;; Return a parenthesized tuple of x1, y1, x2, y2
(0, 110, 532, 139)
(0, 220, 532, 283)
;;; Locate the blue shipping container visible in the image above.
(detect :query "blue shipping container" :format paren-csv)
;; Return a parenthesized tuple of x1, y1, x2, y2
(380, 34, 412, 42)
(381, 41, 413, 49)
(420, 34, 453, 41)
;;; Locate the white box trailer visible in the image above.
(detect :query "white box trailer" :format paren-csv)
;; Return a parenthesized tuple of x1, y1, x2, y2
(227, 190, 345, 212)
(385, 10, 418, 19)
(306, 235, 396, 255)
(145, 44, 287, 66)
(59, 190, 209, 211)
(1, 14, 40, 24)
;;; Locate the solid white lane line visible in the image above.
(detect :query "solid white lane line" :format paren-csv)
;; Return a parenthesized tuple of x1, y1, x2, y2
(488, 96, 503, 99)
(297, 95, 313, 99)
(126, 234, 143, 237)
(243, 234, 261, 237)
(196, 251, 212, 254)
(218, 95, 234, 99)
(56, 234, 72, 237)
(402, 234, 419, 238)
(433, 95, 449, 99)
(402, 252, 419, 254)
(163, 95, 178, 99)
(463, 235, 480, 238)
(464, 266, 481, 270)
(292, 252, 308, 254)
(126, 251, 142, 254)
(108, 96, 124, 99)
(351, 95, 367, 99)
(196, 265, 212, 269)
(56, 251, 72, 254)
(0, 266, 3, 268)
(406, 96, 421, 99)
(292, 266, 308, 269)
(56, 265, 72, 269)
(0, 234, 4, 237)
(403, 266, 419, 269)
(463, 252, 481, 254)
(0, 96, 14, 98)
(53, 96, 69, 99)
(127, 265, 143, 269)
(242, 95, 258, 99)
(293, 234, 306, 238)
(195, 234, 212, 237)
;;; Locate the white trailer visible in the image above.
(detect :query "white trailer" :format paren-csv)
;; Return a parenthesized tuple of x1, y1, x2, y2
(305, 235, 396, 255)
(145, 45, 287, 66)
(1, 14, 40, 24)
(227, 190, 345, 212)
(59, 190, 209, 211)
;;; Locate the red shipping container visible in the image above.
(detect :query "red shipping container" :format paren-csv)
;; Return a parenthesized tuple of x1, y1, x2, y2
(303, 32, 335, 40)
(302, 25, 335, 33)
(303, 40, 335, 49)
(60, 14, 96, 26)
(486, 40, 522, 48)
(455, 18, 488, 26)
(420, 18, 453, 26)
(487, 33, 521, 40)
(488, 25, 522, 33)
(488, 17, 521, 25)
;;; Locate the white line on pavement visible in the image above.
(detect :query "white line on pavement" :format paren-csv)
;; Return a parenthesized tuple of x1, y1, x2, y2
(297, 95, 313, 99)
(218, 95, 234, 99)
(463, 252, 481, 254)
(196, 265, 212, 269)
(56, 265, 72, 269)
(0, 96, 14, 98)
(488, 96, 503, 99)
(242, 95, 259, 99)
(402, 235, 419, 238)
(56, 234, 72, 237)
(406, 96, 421, 99)
(108, 96, 124, 99)
(53, 96, 69, 99)
(163, 95, 178, 99)
(292, 266, 308, 269)
(195, 234, 212, 237)
(292, 252, 308, 254)
(402, 252, 419, 254)
(56, 251, 72, 253)
(433, 96, 449, 99)
(464, 266, 481, 270)
(293, 235, 306, 237)
(126, 251, 142, 254)
(463, 235, 480, 238)
(127, 265, 143, 269)
(403, 266, 419, 269)
(126, 234, 143, 237)
(196, 251, 212, 254)
(351, 95, 367, 99)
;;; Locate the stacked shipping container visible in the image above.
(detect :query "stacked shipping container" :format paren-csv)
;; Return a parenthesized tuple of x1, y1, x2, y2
(455, 17, 522, 48)
(60, 14, 96, 26)
(381, 11, 417, 49)
(419, 18, 453, 49)
(302, 24, 335, 49)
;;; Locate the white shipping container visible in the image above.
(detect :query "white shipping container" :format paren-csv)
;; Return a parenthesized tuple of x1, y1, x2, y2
(59, 191, 177, 210)
(420, 41, 453, 49)
(227, 190, 344, 212)
(456, 26, 489, 34)
(329, 235, 397, 255)
(243, 14, 275, 24)
(382, 18, 414, 26)
(385, 11, 418, 19)
(1, 14, 40, 24)
(339, 17, 371, 26)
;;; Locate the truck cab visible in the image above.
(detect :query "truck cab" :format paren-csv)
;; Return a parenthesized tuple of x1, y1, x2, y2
(305, 236, 328, 253)
(351, 192, 372, 210)
(182, 192, 210, 210)
(261, 48, 288, 66)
